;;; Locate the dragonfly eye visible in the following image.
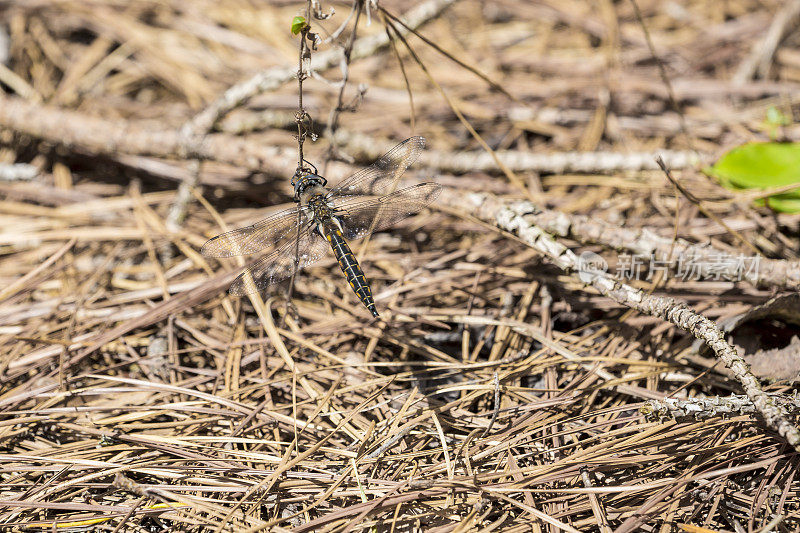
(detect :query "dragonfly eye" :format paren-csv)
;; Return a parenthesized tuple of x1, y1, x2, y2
(294, 174, 327, 197)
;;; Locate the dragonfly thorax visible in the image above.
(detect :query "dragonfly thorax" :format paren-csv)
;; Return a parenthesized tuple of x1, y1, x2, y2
(304, 193, 341, 237)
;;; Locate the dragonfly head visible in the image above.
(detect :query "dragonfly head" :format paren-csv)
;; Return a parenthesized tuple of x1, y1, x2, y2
(292, 171, 327, 202)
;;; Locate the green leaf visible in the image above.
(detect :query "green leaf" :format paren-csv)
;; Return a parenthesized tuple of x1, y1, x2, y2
(708, 142, 800, 213)
(767, 195, 800, 213)
(291, 16, 307, 35)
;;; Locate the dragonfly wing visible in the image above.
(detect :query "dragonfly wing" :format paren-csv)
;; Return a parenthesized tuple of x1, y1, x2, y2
(201, 207, 312, 258)
(327, 137, 426, 198)
(331, 183, 441, 241)
(228, 226, 330, 296)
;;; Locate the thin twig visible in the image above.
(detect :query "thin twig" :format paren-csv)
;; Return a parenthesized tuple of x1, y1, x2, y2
(282, 0, 315, 328)
(383, 17, 533, 200)
(381, 6, 517, 102)
(324, 0, 364, 164)
(480, 372, 501, 437)
(335, 129, 699, 173)
(628, 0, 695, 153)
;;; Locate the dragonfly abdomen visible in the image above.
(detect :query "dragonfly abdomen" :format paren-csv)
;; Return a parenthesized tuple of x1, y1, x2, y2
(320, 219, 379, 317)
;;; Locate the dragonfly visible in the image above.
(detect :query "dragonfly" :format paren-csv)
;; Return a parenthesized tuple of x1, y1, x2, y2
(201, 137, 440, 318)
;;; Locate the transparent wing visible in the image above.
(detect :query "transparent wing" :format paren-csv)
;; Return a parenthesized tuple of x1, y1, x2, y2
(327, 137, 425, 198)
(201, 207, 312, 258)
(331, 183, 441, 241)
(228, 226, 330, 296)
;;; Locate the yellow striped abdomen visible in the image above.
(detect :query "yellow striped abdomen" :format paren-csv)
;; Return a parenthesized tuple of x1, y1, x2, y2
(321, 220, 378, 317)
